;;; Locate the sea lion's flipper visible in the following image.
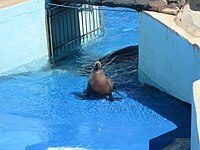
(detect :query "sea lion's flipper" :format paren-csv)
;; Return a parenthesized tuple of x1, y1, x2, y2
(72, 91, 88, 100)
(108, 94, 114, 101)
(107, 78, 114, 90)
(108, 93, 123, 101)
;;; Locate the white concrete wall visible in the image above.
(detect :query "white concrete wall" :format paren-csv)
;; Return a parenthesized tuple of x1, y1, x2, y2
(138, 11, 200, 104)
(0, 0, 48, 74)
(192, 80, 200, 150)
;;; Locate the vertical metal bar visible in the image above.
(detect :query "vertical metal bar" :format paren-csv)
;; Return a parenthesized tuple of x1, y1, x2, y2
(101, 6, 105, 29)
(58, 14, 62, 56)
(48, 16, 55, 64)
(71, 9, 74, 50)
(74, 8, 77, 39)
(62, 10, 67, 54)
(70, 10, 73, 41)
(60, 13, 65, 46)
(45, 8, 51, 62)
(88, 7, 91, 35)
(95, 6, 98, 30)
(88, 6, 93, 36)
(73, 8, 76, 49)
(78, 7, 81, 38)
(75, 7, 80, 39)
(65, 9, 68, 53)
(81, 5, 85, 39)
(70, 9, 73, 40)
(67, 10, 71, 42)
(71, 8, 75, 40)
(62, 11, 67, 49)
(70, 9, 74, 51)
(84, 4, 88, 36)
(92, 6, 96, 34)
(74, 7, 80, 48)
(54, 16, 58, 48)
(69, 8, 72, 52)
(60, 14, 64, 54)
(65, 10, 69, 42)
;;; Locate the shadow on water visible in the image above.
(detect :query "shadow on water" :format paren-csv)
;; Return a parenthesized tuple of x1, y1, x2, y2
(72, 91, 123, 102)
(108, 46, 191, 149)
(59, 45, 191, 149)
(129, 85, 191, 149)
(101, 46, 191, 149)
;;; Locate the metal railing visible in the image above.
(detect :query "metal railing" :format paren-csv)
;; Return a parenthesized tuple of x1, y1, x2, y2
(45, 2, 104, 63)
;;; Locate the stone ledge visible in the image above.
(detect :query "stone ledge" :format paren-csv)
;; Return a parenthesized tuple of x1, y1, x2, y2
(175, 2, 200, 37)
(0, 0, 29, 9)
(52, 0, 185, 15)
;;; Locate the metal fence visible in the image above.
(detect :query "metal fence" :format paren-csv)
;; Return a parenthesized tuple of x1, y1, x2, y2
(45, 2, 104, 63)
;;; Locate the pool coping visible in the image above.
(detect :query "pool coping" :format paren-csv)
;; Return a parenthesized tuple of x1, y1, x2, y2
(0, 0, 29, 9)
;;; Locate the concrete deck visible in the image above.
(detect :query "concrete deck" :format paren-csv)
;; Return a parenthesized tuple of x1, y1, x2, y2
(0, 0, 29, 9)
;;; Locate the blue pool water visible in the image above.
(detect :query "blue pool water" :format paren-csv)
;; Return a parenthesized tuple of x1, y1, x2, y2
(0, 7, 190, 150)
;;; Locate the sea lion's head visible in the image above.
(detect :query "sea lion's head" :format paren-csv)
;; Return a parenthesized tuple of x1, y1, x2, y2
(93, 61, 102, 70)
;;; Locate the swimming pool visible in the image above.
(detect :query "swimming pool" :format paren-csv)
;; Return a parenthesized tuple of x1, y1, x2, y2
(0, 7, 190, 150)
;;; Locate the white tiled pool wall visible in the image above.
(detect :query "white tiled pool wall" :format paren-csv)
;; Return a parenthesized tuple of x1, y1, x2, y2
(138, 12, 200, 150)
(0, 0, 48, 74)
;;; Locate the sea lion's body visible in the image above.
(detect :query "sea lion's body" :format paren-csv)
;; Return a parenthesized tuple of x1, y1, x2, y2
(87, 61, 113, 98)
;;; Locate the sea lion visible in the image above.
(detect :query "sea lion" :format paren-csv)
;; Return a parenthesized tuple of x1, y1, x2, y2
(98, 45, 138, 66)
(86, 61, 114, 99)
